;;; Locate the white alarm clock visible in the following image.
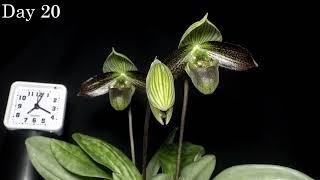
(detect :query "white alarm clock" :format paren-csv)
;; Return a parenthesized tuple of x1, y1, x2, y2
(3, 81, 67, 135)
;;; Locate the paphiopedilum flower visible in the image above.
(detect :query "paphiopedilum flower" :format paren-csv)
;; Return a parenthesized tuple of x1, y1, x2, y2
(146, 59, 175, 125)
(79, 48, 145, 111)
(166, 13, 258, 94)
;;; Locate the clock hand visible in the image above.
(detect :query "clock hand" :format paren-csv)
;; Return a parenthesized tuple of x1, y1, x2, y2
(38, 106, 51, 114)
(27, 107, 37, 114)
(36, 92, 44, 104)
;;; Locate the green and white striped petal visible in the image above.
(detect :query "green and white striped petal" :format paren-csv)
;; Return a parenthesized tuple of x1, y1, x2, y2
(103, 48, 138, 73)
(146, 59, 175, 125)
(178, 13, 222, 49)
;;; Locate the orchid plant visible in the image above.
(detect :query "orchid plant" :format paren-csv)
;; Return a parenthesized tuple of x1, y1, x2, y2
(25, 13, 314, 180)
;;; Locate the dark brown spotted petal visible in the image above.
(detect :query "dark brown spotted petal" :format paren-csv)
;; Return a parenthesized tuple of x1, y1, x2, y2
(126, 71, 146, 91)
(78, 72, 118, 97)
(164, 46, 190, 78)
(204, 42, 258, 71)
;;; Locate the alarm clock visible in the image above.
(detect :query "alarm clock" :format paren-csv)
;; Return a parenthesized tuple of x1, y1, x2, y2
(3, 81, 67, 135)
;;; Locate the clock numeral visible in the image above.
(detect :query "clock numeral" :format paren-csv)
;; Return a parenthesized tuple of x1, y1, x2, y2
(51, 115, 55, 120)
(16, 113, 20, 117)
(28, 92, 33, 96)
(53, 98, 57, 103)
(47, 93, 50, 97)
(18, 104, 22, 108)
(52, 106, 56, 111)
(24, 117, 28, 122)
(41, 118, 45, 123)
(19, 96, 26, 100)
(32, 118, 36, 123)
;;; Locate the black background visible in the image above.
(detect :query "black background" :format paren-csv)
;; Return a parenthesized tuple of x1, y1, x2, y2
(0, 1, 318, 179)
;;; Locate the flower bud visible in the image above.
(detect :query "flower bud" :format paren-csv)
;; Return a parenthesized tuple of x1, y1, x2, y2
(146, 59, 175, 125)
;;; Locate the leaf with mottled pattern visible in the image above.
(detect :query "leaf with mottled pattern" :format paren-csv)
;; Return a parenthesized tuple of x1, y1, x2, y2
(50, 139, 111, 179)
(146, 128, 177, 180)
(213, 164, 314, 180)
(25, 136, 85, 180)
(157, 142, 205, 177)
(150, 174, 173, 180)
(180, 155, 216, 180)
(72, 133, 142, 180)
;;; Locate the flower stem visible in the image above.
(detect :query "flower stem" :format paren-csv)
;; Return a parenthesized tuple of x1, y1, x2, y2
(142, 104, 151, 180)
(175, 79, 189, 180)
(128, 106, 136, 165)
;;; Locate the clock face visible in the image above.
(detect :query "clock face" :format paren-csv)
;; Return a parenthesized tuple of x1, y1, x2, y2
(4, 81, 67, 134)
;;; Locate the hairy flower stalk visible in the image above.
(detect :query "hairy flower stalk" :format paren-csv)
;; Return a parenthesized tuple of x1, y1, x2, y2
(142, 104, 151, 180)
(175, 79, 189, 180)
(78, 48, 146, 165)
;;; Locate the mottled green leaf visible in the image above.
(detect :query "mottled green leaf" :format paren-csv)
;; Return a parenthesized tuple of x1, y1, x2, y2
(112, 172, 132, 180)
(179, 13, 222, 49)
(25, 136, 85, 180)
(213, 164, 314, 180)
(72, 133, 142, 180)
(157, 143, 205, 177)
(79, 72, 118, 97)
(150, 174, 173, 180)
(146, 128, 178, 180)
(50, 139, 111, 179)
(180, 155, 216, 180)
(103, 48, 137, 73)
(204, 42, 258, 71)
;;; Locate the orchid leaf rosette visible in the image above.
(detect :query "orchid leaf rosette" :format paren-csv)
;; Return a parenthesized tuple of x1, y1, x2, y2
(146, 59, 175, 125)
(167, 13, 258, 94)
(79, 48, 146, 110)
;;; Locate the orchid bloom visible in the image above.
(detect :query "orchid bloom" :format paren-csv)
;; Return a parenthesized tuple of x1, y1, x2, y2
(167, 13, 258, 94)
(79, 48, 145, 111)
